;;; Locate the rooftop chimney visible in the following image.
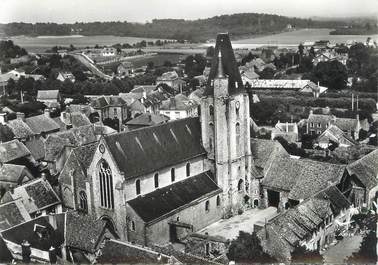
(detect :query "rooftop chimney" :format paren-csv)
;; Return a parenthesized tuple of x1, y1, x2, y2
(169, 97, 176, 109)
(22, 240, 31, 263)
(44, 108, 50, 117)
(16, 112, 25, 121)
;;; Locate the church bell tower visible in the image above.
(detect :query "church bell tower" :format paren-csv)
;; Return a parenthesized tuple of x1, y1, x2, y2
(200, 33, 254, 217)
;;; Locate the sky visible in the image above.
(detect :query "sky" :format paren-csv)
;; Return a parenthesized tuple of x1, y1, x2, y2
(0, 0, 377, 23)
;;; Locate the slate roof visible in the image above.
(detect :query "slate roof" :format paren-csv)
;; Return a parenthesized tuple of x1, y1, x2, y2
(25, 114, 61, 135)
(126, 113, 169, 127)
(347, 149, 378, 190)
(0, 164, 32, 185)
(37, 90, 60, 101)
(128, 171, 220, 223)
(97, 239, 170, 264)
(262, 158, 346, 200)
(205, 33, 245, 96)
(0, 140, 31, 163)
(1, 215, 64, 251)
(24, 137, 45, 160)
(65, 211, 107, 253)
(105, 117, 206, 179)
(0, 200, 30, 231)
(7, 118, 35, 139)
(6, 178, 61, 214)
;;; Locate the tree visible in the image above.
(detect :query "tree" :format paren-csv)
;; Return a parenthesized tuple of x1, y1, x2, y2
(227, 231, 277, 263)
(183, 54, 206, 78)
(259, 67, 275, 79)
(311, 60, 347, 90)
(291, 245, 323, 263)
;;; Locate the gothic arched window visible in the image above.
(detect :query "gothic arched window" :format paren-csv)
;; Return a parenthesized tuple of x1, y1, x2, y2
(99, 160, 114, 209)
(79, 191, 88, 213)
(209, 123, 214, 150)
(238, 179, 244, 192)
(209, 105, 214, 117)
(205, 200, 210, 212)
(186, 163, 190, 177)
(171, 168, 175, 182)
(154, 173, 159, 188)
(216, 195, 221, 207)
(136, 179, 141, 195)
(236, 122, 241, 152)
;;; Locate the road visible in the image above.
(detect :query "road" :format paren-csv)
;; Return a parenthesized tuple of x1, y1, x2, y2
(70, 53, 112, 80)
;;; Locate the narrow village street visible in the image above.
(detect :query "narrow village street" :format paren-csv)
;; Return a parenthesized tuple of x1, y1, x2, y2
(322, 234, 363, 263)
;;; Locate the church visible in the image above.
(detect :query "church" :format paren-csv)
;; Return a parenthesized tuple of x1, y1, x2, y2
(58, 33, 260, 246)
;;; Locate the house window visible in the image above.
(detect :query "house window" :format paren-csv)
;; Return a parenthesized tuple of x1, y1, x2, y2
(235, 101, 240, 118)
(205, 200, 210, 212)
(236, 123, 241, 151)
(171, 168, 175, 182)
(130, 220, 136, 231)
(186, 163, 190, 177)
(136, 179, 141, 195)
(154, 173, 159, 188)
(209, 105, 214, 117)
(317, 123, 321, 128)
(99, 160, 114, 209)
(79, 191, 88, 213)
(114, 108, 117, 117)
(317, 130, 321, 135)
(216, 195, 221, 207)
(238, 179, 244, 192)
(310, 122, 314, 127)
(205, 243, 210, 256)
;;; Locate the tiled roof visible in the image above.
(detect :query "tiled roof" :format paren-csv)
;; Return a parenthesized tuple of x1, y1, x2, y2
(347, 149, 378, 190)
(24, 137, 45, 160)
(97, 239, 170, 264)
(128, 171, 220, 223)
(317, 125, 356, 146)
(0, 124, 15, 142)
(7, 119, 34, 139)
(105, 117, 206, 179)
(333, 118, 358, 132)
(25, 114, 60, 135)
(65, 211, 107, 253)
(7, 178, 61, 214)
(250, 139, 289, 171)
(262, 158, 346, 200)
(126, 113, 169, 126)
(160, 94, 198, 111)
(66, 104, 95, 117)
(0, 200, 30, 231)
(70, 112, 91, 128)
(0, 140, 31, 163)
(91, 96, 126, 108)
(205, 33, 245, 96)
(0, 164, 32, 185)
(37, 90, 59, 100)
(260, 186, 350, 249)
(1, 215, 64, 251)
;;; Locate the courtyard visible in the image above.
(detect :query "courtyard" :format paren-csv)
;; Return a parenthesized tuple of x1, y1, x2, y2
(198, 207, 278, 241)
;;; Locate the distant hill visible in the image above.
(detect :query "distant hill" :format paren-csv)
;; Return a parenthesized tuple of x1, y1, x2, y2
(0, 13, 349, 42)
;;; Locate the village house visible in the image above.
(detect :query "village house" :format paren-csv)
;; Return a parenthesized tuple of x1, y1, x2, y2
(91, 96, 128, 131)
(240, 69, 260, 86)
(117, 61, 134, 77)
(0, 69, 44, 89)
(159, 94, 199, 121)
(156, 71, 185, 92)
(56, 71, 75, 83)
(101, 47, 116, 57)
(125, 113, 169, 131)
(271, 121, 299, 143)
(257, 185, 353, 262)
(0, 164, 34, 199)
(36, 90, 61, 110)
(315, 124, 357, 149)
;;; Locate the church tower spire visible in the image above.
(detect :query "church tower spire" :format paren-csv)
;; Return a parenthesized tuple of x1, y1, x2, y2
(200, 33, 255, 217)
